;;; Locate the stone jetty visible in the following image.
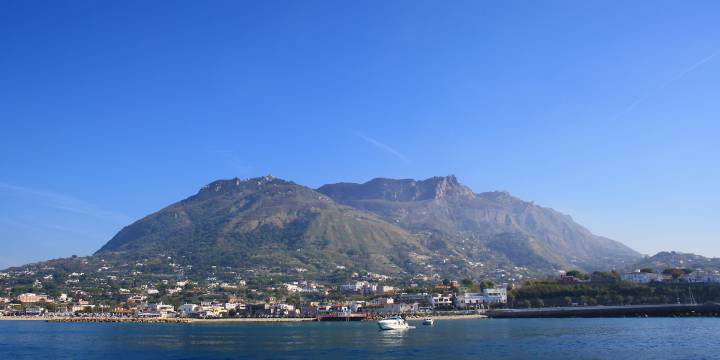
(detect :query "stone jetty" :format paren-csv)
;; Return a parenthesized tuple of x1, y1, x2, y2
(46, 317, 190, 324)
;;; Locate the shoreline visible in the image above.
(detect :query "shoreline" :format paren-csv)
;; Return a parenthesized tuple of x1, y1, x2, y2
(189, 317, 316, 323)
(0, 314, 487, 323)
(488, 303, 720, 318)
(414, 314, 487, 320)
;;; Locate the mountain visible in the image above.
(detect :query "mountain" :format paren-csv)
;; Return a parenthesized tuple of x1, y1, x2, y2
(7, 175, 642, 281)
(97, 176, 428, 276)
(631, 251, 720, 271)
(318, 176, 640, 272)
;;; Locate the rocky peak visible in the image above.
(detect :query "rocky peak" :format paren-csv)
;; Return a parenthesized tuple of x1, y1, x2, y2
(317, 175, 476, 202)
(197, 175, 293, 196)
(425, 175, 475, 200)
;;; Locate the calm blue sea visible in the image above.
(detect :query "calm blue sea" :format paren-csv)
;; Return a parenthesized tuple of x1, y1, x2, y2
(1, 318, 718, 359)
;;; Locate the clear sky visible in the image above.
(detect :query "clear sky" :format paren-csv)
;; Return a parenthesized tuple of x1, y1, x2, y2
(1, 1, 719, 269)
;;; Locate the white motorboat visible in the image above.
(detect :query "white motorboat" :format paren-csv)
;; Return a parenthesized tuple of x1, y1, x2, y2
(377, 316, 410, 330)
(422, 318, 434, 325)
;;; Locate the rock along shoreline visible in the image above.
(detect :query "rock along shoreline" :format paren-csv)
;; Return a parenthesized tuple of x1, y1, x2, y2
(0, 314, 487, 324)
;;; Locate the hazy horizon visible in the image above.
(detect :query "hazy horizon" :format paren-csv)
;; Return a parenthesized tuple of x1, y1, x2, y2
(2, 1, 719, 269)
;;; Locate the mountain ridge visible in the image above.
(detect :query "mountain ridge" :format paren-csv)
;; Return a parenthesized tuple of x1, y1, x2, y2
(631, 251, 720, 272)
(6, 175, 643, 280)
(96, 175, 428, 276)
(318, 176, 639, 272)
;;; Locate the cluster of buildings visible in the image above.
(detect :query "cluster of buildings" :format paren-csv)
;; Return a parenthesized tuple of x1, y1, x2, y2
(144, 301, 301, 319)
(621, 270, 720, 284)
(281, 281, 328, 295)
(620, 271, 667, 284)
(1, 283, 509, 318)
(339, 281, 396, 295)
(556, 269, 720, 285)
(122, 284, 509, 319)
(685, 270, 720, 284)
(0, 292, 97, 316)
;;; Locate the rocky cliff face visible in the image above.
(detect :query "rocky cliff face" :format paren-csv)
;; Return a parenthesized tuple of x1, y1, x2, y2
(319, 176, 640, 271)
(317, 175, 475, 202)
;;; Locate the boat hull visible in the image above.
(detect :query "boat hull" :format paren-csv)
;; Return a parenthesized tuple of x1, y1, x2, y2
(377, 319, 410, 330)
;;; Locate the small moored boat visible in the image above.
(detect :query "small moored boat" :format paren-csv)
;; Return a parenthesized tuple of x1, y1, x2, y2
(377, 316, 410, 330)
(422, 318, 434, 325)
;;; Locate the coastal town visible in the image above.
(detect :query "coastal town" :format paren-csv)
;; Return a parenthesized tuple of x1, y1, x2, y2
(0, 269, 508, 320)
(3, 259, 720, 321)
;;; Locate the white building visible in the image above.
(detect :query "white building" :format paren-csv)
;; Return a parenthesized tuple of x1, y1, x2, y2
(225, 302, 244, 311)
(128, 295, 147, 303)
(483, 286, 507, 304)
(138, 303, 176, 318)
(340, 282, 367, 293)
(179, 304, 200, 317)
(370, 297, 394, 306)
(454, 292, 484, 309)
(431, 294, 454, 309)
(377, 302, 418, 314)
(685, 271, 720, 284)
(622, 271, 665, 284)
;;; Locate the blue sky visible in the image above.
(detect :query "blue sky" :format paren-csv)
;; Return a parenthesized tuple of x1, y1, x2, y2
(1, 1, 719, 269)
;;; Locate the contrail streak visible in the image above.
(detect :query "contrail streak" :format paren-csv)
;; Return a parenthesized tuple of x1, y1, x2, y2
(357, 133, 410, 164)
(611, 50, 720, 121)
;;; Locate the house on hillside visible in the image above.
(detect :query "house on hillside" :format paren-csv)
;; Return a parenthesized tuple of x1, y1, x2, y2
(483, 286, 508, 304)
(431, 294, 454, 310)
(17, 293, 49, 303)
(179, 304, 200, 317)
(622, 271, 665, 284)
(685, 271, 720, 284)
(377, 302, 418, 314)
(396, 293, 432, 307)
(454, 293, 484, 309)
(369, 297, 394, 306)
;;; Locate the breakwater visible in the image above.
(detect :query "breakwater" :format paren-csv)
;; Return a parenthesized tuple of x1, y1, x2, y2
(37, 317, 318, 324)
(488, 303, 720, 318)
(46, 317, 190, 324)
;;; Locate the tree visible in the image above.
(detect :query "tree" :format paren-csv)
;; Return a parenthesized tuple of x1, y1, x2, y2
(461, 278, 474, 288)
(611, 294, 624, 305)
(591, 271, 620, 283)
(663, 268, 685, 279)
(565, 270, 588, 280)
(478, 280, 495, 290)
(532, 298, 544, 308)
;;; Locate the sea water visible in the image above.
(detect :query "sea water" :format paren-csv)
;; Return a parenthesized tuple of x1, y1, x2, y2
(1, 318, 718, 359)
